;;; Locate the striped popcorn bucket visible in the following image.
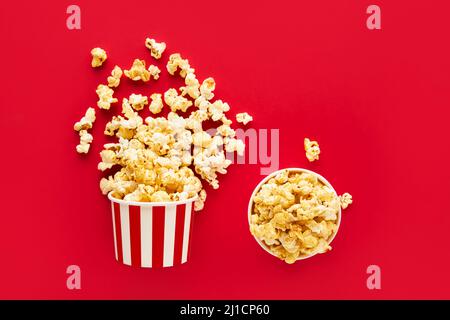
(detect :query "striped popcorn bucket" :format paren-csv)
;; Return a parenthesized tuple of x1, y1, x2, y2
(108, 193, 197, 268)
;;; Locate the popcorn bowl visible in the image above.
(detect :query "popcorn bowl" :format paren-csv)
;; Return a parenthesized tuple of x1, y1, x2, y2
(247, 168, 342, 262)
(108, 193, 198, 268)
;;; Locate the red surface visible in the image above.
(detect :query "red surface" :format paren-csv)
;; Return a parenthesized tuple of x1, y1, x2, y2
(1, 0, 450, 299)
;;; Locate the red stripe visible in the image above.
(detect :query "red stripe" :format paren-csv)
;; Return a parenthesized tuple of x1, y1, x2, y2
(152, 206, 165, 268)
(113, 203, 123, 263)
(187, 205, 195, 261)
(129, 205, 141, 267)
(173, 204, 186, 266)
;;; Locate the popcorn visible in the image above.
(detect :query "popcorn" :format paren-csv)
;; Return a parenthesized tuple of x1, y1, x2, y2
(128, 94, 148, 111)
(76, 130, 93, 154)
(224, 137, 245, 156)
(98, 149, 117, 171)
(236, 112, 253, 125)
(149, 93, 164, 114)
(124, 59, 151, 82)
(107, 66, 123, 88)
(164, 88, 193, 112)
(339, 192, 353, 209)
(304, 138, 320, 162)
(74, 107, 96, 131)
(103, 98, 143, 139)
(167, 53, 194, 78)
(194, 189, 207, 211)
(98, 80, 242, 205)
(250, 170, 340, 264)
(199, 77, 216, 101)
(145, 38, 166, 59)
(91, 47, 107, 67)
(96, 84, 118, 110)
(208, 100, 230, 121)
(180, 73, 200, 99)
(74, 107, 96, 154)
(148, 65, 161, 80)
(78, 39, 247, 211)
(216, 123, 236, 137)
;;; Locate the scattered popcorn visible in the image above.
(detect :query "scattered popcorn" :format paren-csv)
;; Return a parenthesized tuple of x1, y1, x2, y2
(107, 66, 123, 88)
(91, 47, 107, 68)
(76, 130, 94, 154)
(148, 65, 161, 80)
(250, 169, 340, 264)
(78, 39, 246, 210)
(164, 88, 193, 112)
(98, 149, 117, 171)
(96, 84, 118, 110)
(180, 73, 200, 99)
(199, 78, 216, 101)
(124, 59, 151, 82)
(128, 94, 148, 111)
(149, 93, 164, 114)
(304, 138, 320, 162)
(236, 112, 253, 125)
(167, 53, 194, 78)
(208, 100, 230, 121)
(74, 107, 96, 131)
(194, 189, 207, 211)
(224, 138, 245, 156)
(145, 38, 166, 59)
(339, 192, 353, 209)
(74, 107, 96, 154)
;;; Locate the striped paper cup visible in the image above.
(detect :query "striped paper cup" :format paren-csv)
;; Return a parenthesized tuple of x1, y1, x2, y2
(108, 193, 197, 268)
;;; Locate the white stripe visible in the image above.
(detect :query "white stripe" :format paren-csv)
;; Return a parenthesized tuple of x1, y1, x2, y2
(181, 202, 192, 263)
(163, 205, 177, 267)
(111, 202, 118, 260)
(140, 206, 153, 267)
(120, 204, 131, 266)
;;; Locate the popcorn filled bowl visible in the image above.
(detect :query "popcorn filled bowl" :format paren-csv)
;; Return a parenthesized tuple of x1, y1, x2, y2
(109, 192, 197, 268)
(248, 168, 342, 264)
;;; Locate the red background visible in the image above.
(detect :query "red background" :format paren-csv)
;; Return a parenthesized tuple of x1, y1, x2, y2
(1, 0, 449, 299)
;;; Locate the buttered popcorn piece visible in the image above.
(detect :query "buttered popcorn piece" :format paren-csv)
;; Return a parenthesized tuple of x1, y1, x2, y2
(180, 73, 200, 99)
(74, 107, 96, 131)
(304, 138, 320, 162)
(194, 189, 207, 211)
(128, 94, 148, 111)
(76, 130, 93, 154)
(199, 77, 216, 101)
(107, 66, 123, 88)
(339, 192, 353, 209)
(149, 93, 164, 114)
(96, 84, 118, 110)
(74, 108, 96, 154)
(250, 170, 340, 264)
(167, 53, 194, 78)
(148, 65, 161, 80)
(124, 59, 151, 82)
(164, 88, 193, 112)
(145, 38, 166, 59)
(236, 112, 253, 125)
(208, 100, 230, 121)
(224, 137, 245, 156)
(91, 47, 107, 67)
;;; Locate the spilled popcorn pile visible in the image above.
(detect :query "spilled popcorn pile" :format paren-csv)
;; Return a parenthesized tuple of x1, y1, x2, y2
(73, 37, 251, 211)
(250, 169, 352, 264)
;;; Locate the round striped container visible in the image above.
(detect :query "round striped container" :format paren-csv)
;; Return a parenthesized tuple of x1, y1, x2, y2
(108, 193, 197, 268)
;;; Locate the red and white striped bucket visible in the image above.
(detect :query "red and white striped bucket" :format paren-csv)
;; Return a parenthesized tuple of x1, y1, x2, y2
(108, 193, 197, 268)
